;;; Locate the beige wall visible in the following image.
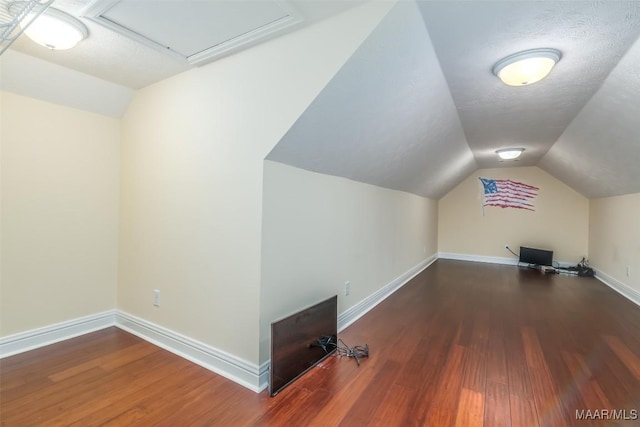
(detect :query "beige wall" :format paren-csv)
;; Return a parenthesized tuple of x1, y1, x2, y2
(438, 166, 589, 263)
(1, 92, 120, 336)
(259, 161, 437, 363)
(589, 193, 640, 293)
(117, 2, 394, 365)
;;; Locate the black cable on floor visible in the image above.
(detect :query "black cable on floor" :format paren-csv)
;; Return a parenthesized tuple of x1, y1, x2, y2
(314, 336, 369, 366)
(335, 338, 369, 366)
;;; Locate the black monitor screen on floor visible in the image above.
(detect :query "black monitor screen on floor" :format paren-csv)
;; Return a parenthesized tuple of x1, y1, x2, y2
(270, 295, 337, 396)
(519, 246, 553, 266)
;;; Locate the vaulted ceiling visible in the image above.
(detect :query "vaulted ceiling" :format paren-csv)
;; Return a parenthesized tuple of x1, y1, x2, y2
(268, 0, 640, 199)
(4, 0, 640, 199)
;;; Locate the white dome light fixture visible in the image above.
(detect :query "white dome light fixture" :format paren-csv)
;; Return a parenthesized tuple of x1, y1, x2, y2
(9, 2, 88, 50)
(496, 148, 524, 160)
(493, 48, 561, 87)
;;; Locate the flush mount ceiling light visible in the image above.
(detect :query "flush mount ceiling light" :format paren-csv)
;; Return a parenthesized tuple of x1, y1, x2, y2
(493, 48, 561, 86)
(9, 1, 88, 50)
(496, 148, 524, 160)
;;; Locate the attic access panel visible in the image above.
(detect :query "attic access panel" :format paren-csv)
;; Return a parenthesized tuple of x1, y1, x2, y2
(83, 0, 302, 65)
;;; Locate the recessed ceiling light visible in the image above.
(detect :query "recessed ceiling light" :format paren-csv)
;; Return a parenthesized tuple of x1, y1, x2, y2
(496, 148, 524, 160)
(9, 2, 88, 50)
(493, 48, 561, 87)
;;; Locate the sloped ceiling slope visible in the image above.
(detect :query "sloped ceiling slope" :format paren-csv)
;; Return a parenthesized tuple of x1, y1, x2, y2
(419, 1, 640, 170)
(540, 35, 640, 198)
(268, 0, 640, 199)
(266, 1, 476, 199)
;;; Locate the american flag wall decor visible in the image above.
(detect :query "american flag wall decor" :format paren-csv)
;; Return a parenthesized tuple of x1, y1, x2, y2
(479, 178, 539, 212)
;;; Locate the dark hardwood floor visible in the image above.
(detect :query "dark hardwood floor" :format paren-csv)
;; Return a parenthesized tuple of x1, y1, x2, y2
(2, 260, 640, 426)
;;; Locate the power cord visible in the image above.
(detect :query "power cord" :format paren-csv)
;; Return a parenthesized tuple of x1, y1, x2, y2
(578, 257, 590, 268)
(313, 335, 337, 353)
(314, 336, 369, 366)
(335, 339, 369, 366)
(505, 245, 520, 258)
(554, 257, 594, 277)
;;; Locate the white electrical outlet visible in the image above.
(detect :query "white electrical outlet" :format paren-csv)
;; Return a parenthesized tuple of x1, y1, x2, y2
(345, 281, 351, 296)
(153, 289, 160, 307)
(626, 266, 631, 277)
(504, 244, 509, 250)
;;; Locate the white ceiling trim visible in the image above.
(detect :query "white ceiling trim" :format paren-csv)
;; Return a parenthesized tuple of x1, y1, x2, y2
(81, 0, 303, 65)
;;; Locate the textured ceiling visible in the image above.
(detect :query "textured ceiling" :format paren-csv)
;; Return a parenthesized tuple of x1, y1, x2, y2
(6, 0, 365, 89)
(3, 0, 640, 198)
(419, 1, 640, 169)
(540, 34, 640, 198)
(267, 1, 476, 198)
(6, 0, 190, 89)
(268, 0, 640, 198)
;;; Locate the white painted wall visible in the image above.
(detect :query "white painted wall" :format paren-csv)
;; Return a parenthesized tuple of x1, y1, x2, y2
(589, 193, 640, 295)
(259, 161, 438, 363)
(438, 166, 589, 263)
(0, 92, 120, 336)
(118, 1, 395, 366)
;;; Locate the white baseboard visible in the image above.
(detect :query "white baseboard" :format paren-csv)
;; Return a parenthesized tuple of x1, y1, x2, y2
(0, 253, 445, 392)
(593, 268, 640, 307)
(258, 360, 270, 392)
(115, 311, 266, 393)
(438, 253, 640, 307)
(0, 310, 116, 359)
(337, 254, 437, 333)
(438, 252, 518, 266)
(0, 308, 266, 393)
(437, 252, 575, 268)
(3, 259, 634, 397)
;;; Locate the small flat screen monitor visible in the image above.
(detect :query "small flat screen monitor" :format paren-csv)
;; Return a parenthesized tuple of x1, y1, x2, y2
(270, 295, 337, 396)
(519, 246, 553, 266)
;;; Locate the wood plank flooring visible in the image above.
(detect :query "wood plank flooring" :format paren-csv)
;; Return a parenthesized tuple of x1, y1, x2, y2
(2, 260, 640, 426)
